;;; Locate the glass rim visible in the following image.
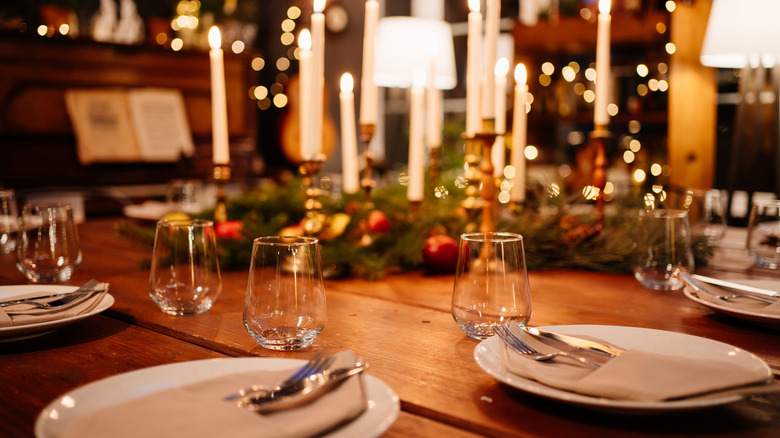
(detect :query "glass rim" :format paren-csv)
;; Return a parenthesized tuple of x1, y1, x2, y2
(157, 218, 214, 227)
(639, 208, 688, 218)
(460, 232, 523, 242)
(752, 199, 780, 208)
(253, 235, 319, 246)
(22, 202, 73, 210)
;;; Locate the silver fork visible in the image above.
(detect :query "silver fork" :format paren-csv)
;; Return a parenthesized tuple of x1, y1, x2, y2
(224, 352, 335, 402)
(493, 324, 602, 368)
(0, 279, 101, 309)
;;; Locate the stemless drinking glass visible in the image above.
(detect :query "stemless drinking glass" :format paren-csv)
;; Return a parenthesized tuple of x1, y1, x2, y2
(685, 189, 727, 244)
(148, 219, 221, 315)
(0, 189, 18, 254)
(16, 203, 82, 283)
(451, 232, 532, 340)
(633, 209, 694, 290)
(746, 199, 780, 269)
(244, 236, 327, 350)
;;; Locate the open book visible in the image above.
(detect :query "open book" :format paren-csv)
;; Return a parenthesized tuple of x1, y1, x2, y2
(65, 88, 195, 164)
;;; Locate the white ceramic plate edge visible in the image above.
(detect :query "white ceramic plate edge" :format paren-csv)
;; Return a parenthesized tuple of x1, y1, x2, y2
(35, 357, 400, 438)
(474, 324, 772, 413)
(683, 279, 780, 327)
(0, 285, 114, 341)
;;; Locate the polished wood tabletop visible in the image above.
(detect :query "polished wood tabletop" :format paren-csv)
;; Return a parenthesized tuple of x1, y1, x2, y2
(2, 218, 780, 437)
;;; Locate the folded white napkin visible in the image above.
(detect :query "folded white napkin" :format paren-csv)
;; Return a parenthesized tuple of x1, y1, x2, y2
(502, 332, 772, 401)
(55, 351, 368, 438)
(696, 285, 780, 316)
(0, 284, 108, 328)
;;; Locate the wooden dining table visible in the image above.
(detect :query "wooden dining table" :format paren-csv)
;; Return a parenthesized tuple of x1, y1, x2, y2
(2, 217, 779, 437)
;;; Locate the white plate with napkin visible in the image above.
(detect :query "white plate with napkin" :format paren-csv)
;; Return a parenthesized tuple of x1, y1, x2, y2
(36, 354, 399, 438)
(475, 324, 775, 413)
(684, 279, 780, 328)
(0, 285, 113, 342)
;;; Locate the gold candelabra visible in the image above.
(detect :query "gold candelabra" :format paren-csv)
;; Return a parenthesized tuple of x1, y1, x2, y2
(461, 134, 482, 232)
(212, 163, 231, 224)
(359, 123, 376, 210)
(590, 125, 610, 226)
(299, 154, 327, 235)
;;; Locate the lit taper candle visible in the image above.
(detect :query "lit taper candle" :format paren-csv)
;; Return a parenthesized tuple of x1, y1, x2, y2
(407, 69, 426, 202)
(492, 58, 508, 177)
(510, 63, 528, 202)
(481, 0, 500, 121)
(359, 0, 379, 126)
(339, 73, 360, 194)
(208, 26, 229, 164)
(298, 29, 314, 159)
(310, 0, 326, 157)
(466, 0, 482, 135)
(594, 0, 611, 127)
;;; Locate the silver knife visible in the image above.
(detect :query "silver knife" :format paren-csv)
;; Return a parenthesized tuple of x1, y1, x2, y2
(521, 325, 625, 359)
(692, 274, 779, 298)
(678, 272, 777, 304)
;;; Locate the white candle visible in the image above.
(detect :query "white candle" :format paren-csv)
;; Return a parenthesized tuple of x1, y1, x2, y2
(492, 58, 508, 178)
(208, 26, 229, 165)
(339, 73, 360, 194)
(425, 35, 441, 149)
(481, 0, 500, 121)
(359, 0, 379, 126)
(298, 29, 314, 159)
(407, 69, 425, 202)
(594, 0, 611, 127)
(511, 63, 528, 202)
(466, 0, 482, 135)
(311, 0, 326, 157)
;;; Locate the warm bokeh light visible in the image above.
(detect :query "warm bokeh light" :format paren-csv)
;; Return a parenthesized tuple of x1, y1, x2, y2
(37, 25, 46, 36)
(658, 62, 668, 74)
(648, 79, 659, 91)
(287, 6, 302, 19)
(155, 33, 167, 45)
(548, 183, 561, 197)
(665, 1, 676, 12)
(59, 24, 69, 35)
(628, 120, 641, 134)
(232, 41, 245, 54)
(252, 57, 265, 71)
(650, 163, 663, 176)
(568, 61, 580, 73)
(281, 19, 296, 32)
(562, 66, 576, 82)
(276, 57, 290, 71)
(603, 181, 614, 195)
(273, 94, 288, 108)
(623, 150, 635, 164)
(636, 64, 649, 77)
(504, 165, 516, 179)
(539, 74, 551, 87)
(582, 185, 600, 200)
(583, 90, 595, 103)
(665, 43, 676, 54)
(584, 67, 597, 81)
(633, 169, 646, 183)
(573, 83, 586, 95)
(656, 22, 667, 34)
(254, 86, 268, 100)
(281, 32, 295, 45)
(541, 62, 555, 75)
(524, 145, 538, 160)
(607, 103, 618, 116)
(171, 38, 184, 51)
(658, 80, 669, 92)
(637, 84, 648, 96)
(629, 139, 641, 152)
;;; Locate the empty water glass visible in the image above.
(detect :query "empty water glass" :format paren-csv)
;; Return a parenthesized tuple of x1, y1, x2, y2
(149, 219, 222, 315)
(451, 232, 533, 340)
(0, 189, 18, 254)
(244, 236, 327, 350)
(747, 199, 780, 269)
(16, 203, 82, 283)
(633, 209, 694, 290)
(685, 189, 727, 244)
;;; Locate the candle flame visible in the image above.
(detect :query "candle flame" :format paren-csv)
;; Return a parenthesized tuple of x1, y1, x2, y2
(208, 26, 221, 49)
(413, 68, 426, 88)
(599, 0, 611, 14)
(495, 58, 509, 77)
(299, 29, 311, 50)
(514, 63, 527, 85)
(314, 0, 326, 13)
(468, 0, 480, 13)
(340, 73, 354, 93)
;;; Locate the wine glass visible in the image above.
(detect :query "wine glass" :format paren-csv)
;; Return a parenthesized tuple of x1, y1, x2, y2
(632, 209, 694, 290)
(16, 203, 82, 283)
(747, 199, 780, 269)
(0, 189, 18, 254)
(451, 232, 533, 340)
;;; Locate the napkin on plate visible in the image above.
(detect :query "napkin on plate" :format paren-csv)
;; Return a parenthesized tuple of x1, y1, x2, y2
(54, 350, 368, 438)
(502, 331, 773, 401)
(695, 285, 780, 316)
(0, 284, 108, 328)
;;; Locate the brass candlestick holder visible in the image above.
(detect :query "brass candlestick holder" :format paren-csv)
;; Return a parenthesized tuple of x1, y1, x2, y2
(359, 123, 376, 211)
(475, 131, 499, 233)
(212, 163, 231, 224)
(429, 146, 441, 187)
(461, 134, 482, 232)
(299, 154, 327, 236)
(590, 125, 610, 226)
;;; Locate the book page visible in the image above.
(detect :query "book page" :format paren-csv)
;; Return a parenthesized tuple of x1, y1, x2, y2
(65, 89, 141, 164)
(127, 88, 195, 162)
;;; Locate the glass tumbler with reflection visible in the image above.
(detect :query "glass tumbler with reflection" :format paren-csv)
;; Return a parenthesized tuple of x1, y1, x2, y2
(148, 219, 221, 315)
(747, 199, 780, 269)
(451, 232, 532, 340)
(633, 209, 694, 290)
(16, 203, 82, 283)
(0, 189, 18, 254)
(244, 236, 327, 350)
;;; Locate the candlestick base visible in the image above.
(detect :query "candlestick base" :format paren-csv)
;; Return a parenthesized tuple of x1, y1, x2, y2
(212, 164, 231, 224)
(589, 125, 611, 226)
(475, 131, 499, 233)
(299, 155, 328, 236)
(461, 134, 482, 232)
(359, 123, 376, 211)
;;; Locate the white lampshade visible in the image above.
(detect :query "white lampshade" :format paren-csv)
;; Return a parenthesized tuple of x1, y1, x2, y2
(373, 17, 457, 90)
(701, 0, 780, 68)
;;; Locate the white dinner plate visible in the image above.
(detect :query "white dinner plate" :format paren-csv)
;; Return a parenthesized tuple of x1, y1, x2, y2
(35, 357, 400, 438)
(684, 279, 780, 328)
(474, 324, 772, 413)
(122, 201, 177, 221)
(0, 285, 114, 342)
